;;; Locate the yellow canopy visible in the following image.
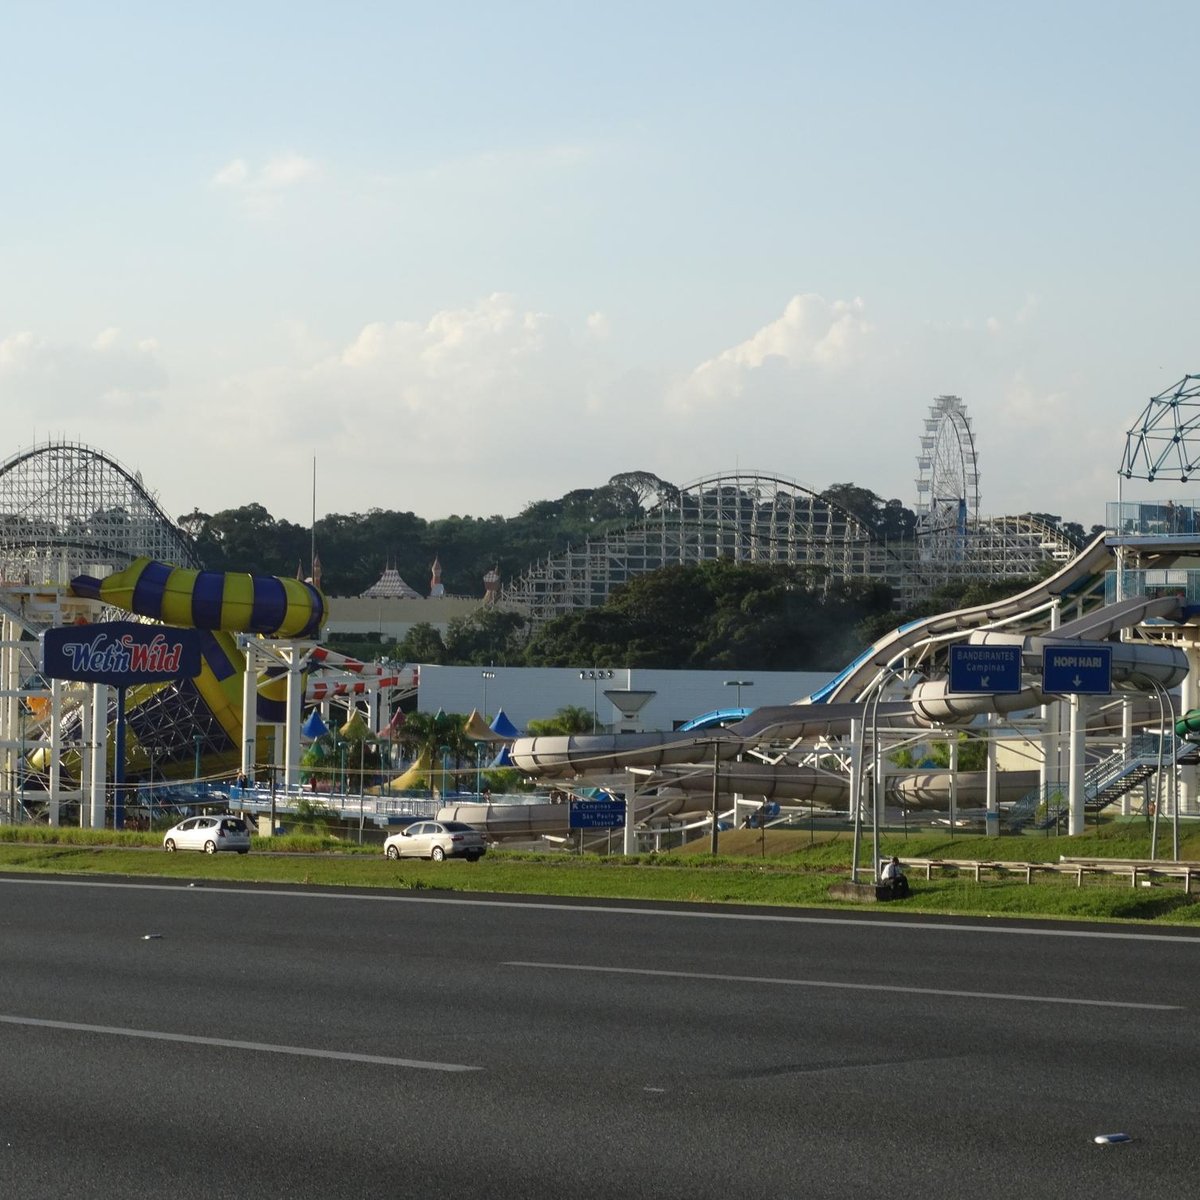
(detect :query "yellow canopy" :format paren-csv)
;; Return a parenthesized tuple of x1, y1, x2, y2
(372, 746, 433, 793)
(463, 708, 510, 743)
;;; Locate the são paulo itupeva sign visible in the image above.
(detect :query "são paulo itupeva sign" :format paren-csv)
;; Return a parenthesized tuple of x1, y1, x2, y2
(41, 621, 204, 686)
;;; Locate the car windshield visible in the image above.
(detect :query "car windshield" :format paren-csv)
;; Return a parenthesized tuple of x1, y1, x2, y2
(221, 819, 246, 832)
(442, 822, 474, 832)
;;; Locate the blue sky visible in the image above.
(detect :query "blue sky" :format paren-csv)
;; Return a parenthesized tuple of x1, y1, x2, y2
(3, 1, 1197, 529)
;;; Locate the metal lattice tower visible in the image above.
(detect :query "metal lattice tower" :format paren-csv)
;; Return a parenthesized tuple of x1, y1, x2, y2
(0, 442, 199, 585)
(501, 470, 922, 629)
(1120, 374, 1200, 482)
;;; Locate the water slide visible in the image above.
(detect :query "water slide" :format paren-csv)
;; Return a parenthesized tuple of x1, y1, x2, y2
(472, 536, 1189, 834)
(32, 557, 329, 783)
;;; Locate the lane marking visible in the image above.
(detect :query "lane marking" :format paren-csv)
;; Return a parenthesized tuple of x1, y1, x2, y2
(0, 1014, 480, 1071)
(503, 961, 1182, 1010)
(2, 876, 1199, 943)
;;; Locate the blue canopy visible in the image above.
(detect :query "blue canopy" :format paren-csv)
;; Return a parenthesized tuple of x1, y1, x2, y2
(301, 710, 329, 740)
(490, 708, 521, 739)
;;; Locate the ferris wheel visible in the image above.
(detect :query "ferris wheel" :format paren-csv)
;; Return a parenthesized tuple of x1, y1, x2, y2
(914, 395, 980, 564)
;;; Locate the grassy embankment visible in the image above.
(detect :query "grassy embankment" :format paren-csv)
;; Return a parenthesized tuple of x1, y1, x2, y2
(1, 819, 1198, 924)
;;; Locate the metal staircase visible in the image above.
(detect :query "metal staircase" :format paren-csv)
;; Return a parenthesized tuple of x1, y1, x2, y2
(1004, 735, 1183, 832)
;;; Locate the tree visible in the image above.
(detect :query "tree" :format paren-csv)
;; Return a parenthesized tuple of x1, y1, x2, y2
(925, 731, 988, 773)
(395, 622, 447, 665)
(527, 705, 596, 735)
(443, 608, 526, 665)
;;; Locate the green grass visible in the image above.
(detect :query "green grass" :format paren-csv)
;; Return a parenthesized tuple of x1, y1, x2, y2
(1, 818, 1199, 924)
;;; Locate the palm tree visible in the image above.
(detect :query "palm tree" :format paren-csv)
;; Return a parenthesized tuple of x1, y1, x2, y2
(527, 704, 596, 735)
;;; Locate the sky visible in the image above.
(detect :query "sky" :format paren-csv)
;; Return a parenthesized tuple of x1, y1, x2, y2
(3, 1, 1198, 532)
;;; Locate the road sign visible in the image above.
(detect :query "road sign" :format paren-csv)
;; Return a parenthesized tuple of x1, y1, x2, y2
(947, 644, 1023, 694)
(569, 800, 627, 829)
(1041, 644, 1113, 695)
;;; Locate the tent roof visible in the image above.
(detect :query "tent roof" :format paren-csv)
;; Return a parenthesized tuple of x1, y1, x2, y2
(489, 708, 521, 740)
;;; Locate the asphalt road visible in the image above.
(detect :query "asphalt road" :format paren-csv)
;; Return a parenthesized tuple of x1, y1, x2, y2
(0, 874, 1197, 1199)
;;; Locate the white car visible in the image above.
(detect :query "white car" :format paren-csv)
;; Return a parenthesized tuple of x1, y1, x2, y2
(163, 815, 251, 855)
(383, 820, 486, 863)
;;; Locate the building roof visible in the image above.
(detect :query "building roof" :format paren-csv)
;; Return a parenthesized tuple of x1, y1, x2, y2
(361, 566, 422, 600)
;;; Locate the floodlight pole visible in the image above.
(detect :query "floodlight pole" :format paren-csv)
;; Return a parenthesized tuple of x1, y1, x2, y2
(710, 739, 720, 855)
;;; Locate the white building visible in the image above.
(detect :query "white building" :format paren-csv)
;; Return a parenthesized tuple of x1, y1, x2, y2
(414, 665, 832, 733)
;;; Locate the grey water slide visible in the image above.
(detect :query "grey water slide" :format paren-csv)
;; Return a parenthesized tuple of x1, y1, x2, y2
(462, 535, 1188, 833)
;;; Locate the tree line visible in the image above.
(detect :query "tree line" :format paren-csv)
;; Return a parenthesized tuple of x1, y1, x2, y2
(176, 473, 1092, 671)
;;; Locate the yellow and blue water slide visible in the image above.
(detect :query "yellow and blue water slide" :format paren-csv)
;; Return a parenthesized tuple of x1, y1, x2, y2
(43, 559, 327, 783)
(70, 557, 326, 639)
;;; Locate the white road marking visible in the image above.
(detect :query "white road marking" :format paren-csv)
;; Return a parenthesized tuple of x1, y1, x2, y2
(0, 1014, 480, 1071)
(503, 961, 1181, 1010)
(2, 875, 1199, 943)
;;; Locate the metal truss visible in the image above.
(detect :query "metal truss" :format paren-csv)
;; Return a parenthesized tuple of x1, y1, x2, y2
(1120, 374, 1200, 481)
(915, 395, 981, 569)
(502, 472, 1082, 632)
(0, 442, 199, 585)
(914, 514, 1079, 590)
(502, 471, 921, 628)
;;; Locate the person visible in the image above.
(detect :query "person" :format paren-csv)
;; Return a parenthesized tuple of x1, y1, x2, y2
(880, 856, 909, 899)
(482, 786, 492, 802)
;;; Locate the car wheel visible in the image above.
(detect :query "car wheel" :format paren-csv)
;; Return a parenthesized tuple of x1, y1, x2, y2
(236, 849, 249, 855)
(430, 846, 446, 862)
(204, 840, 217, 854)
(466, 853, 480, 863)
(164, 838, 176, 853)
(385, 845, 400, 861)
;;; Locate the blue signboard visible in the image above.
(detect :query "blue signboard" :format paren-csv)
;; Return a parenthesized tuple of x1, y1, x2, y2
(42, 621, 204, 685)
(947, 644, 1023, 694)
(569, 800, 627, 829)
(1041, 644, 1113, 695)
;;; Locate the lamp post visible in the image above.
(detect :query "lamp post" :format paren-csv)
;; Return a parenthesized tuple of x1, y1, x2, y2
(481, 669, 496, 717)
(193, 733, 203, 783)
(579, 669, 614, 732)
(854, 661, 917, 884)
(146, 747, 156, 832)
(439, 745, 452, 805)
(723, 680, 754, 830)
(358, 740, 371, 845)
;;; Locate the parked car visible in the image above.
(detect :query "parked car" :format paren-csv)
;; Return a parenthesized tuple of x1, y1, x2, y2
(163, 815, 251, 855)
(383, 820, 486, 863)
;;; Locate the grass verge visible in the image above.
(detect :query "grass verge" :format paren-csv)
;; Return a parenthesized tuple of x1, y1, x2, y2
(1, 820, 1199, 925)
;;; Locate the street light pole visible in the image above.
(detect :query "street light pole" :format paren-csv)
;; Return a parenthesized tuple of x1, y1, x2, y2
(481, 669, 496, 717)
(579, 669, 614, 732)
(723, 680, 754, 830)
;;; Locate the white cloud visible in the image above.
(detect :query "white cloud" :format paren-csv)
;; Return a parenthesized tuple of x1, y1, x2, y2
(0, 289, 1132, 534)
(0, 330, 167, 418)
(673, 293, 873, 411)
(211, 152, 319, 216)
(585, 311, 611, 340)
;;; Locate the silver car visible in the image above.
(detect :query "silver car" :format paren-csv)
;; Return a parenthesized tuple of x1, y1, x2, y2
(383, 820, 486, 863)
(163, 815, 251, 855)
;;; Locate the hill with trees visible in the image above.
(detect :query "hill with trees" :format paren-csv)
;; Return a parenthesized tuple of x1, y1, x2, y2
(175, 473, 1096, 672)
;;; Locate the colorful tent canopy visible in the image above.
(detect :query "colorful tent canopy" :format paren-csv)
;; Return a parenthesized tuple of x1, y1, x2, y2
(489, 709, 521, 740)
(301, 710, 329, 740)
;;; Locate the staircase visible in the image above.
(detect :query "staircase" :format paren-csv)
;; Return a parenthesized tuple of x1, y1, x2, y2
(1004, 735, 1184, 832)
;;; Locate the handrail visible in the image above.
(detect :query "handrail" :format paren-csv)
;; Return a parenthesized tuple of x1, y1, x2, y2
(889, 855, 1195, 891)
